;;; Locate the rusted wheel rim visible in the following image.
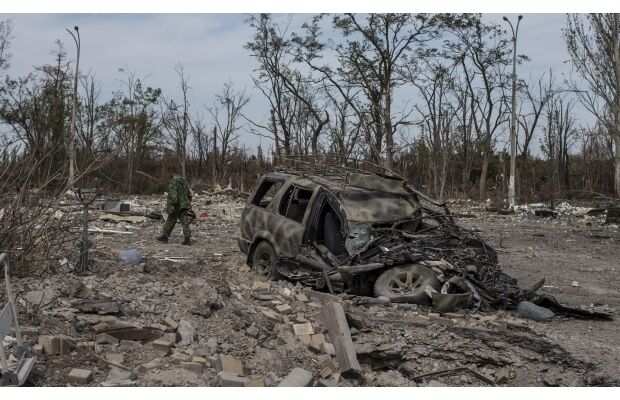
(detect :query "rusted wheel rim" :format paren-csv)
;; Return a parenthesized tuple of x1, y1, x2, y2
(387, 270, 425, 295)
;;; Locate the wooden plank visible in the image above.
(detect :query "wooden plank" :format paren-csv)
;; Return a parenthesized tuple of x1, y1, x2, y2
(321, 302, 361, 378)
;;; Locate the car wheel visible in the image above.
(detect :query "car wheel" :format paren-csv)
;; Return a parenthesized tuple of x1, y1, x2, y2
(252, 241, 279, 280)
(374, 264, 440, 304)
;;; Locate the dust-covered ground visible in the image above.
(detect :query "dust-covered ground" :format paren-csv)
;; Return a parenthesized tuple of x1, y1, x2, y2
(2, 193, 619, 387)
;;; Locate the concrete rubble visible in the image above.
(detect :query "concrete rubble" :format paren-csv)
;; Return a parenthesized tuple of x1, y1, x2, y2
(1, 192, 618, 387)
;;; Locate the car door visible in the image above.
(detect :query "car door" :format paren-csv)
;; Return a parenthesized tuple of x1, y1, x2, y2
(240, 176, 285, 250)
(267, 184, 316, 257)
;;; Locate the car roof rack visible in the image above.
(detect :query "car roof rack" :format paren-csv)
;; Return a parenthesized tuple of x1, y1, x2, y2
(273, 155, 404, 181)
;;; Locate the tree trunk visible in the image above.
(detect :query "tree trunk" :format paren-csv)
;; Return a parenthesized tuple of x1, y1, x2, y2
(615, 135, 620, 198)
(479, 151, 489, 201)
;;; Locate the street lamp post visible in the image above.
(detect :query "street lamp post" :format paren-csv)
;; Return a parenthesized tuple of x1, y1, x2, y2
(503, 15, 522, 209)
(67, 26, 80, 187)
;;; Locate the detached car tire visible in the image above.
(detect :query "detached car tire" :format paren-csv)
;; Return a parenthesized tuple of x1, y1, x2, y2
(374, 264, 440, 304)
(252, 241, 279, 280)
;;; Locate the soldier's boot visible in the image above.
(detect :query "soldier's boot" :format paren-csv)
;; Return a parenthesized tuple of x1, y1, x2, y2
(157, 235, 168, 244)
(182, 237, 191, 246)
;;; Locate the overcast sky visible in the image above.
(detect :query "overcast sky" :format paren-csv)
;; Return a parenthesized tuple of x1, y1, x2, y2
(1, 13, 586, 153)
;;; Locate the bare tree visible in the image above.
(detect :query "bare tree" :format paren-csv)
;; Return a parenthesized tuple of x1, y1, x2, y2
(541, 94, 578, 203)
(408, 58, 459, 200)
(208, 80, 249, 184)
(103, 68, 162, 192)
(162, 64, 191, 178)
(246, 14, 329, 157)
(517, 71, 556, 159)
(565, 13, 620, 197)
(77, 73, 104, 157)
(0, 19, 12, 72)
(451, 16, 512, 199)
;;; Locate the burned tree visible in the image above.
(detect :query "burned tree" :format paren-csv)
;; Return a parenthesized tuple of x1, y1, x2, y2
(208, 80, 249, 185)
(245, 14, 329, 157)
(162, 64, 192, 179)
(565, 13, 620, 197)
(450, 15, 512, 200)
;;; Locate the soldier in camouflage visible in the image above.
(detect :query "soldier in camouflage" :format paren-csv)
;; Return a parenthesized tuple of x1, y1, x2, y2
(157, 165, 192, 245)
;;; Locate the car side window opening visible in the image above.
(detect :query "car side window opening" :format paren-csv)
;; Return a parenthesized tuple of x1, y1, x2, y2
(251, 180, 283, 208)
(279, 186, 313, 223)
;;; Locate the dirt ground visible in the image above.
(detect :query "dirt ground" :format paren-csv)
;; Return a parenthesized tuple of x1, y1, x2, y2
(2, 193, 619, 387)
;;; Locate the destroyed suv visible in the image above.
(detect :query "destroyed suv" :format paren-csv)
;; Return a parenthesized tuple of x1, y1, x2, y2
(237, 160, 610, 317)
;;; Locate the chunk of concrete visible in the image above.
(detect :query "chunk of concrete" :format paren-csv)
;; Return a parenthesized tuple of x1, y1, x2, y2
(245, 376, 266, 387)
(181, 362, 203, 372)
(39, 335, 60, 355)
(152, 339, 172, 353)
(134, 359, 162, 374)
(275, 304, 293, 315)
(177, 318, 195, 347)
(57, 335, 76, 355)
(106, 366, 136, 381)
(251, 281, 270, 294)
(217, 371, 250, 387)
(293, 322, 314, 336)
(164, 316, 179, 330)
(33, 344, 44, 356)
(101, 380, 138, 387)
(278, 367, 313, 387)
(294, 292, 309, 302)
(321, 342, 336, 356)
(106, 353, 125, 364)
(192, 356, 207, 364)
(67, 368, 93, 385)
(96, 333, 120, 345)
(215, 355, 244, 376)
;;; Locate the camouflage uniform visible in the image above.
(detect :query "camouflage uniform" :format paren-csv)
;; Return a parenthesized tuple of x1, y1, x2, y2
(161, 175, 192, 240)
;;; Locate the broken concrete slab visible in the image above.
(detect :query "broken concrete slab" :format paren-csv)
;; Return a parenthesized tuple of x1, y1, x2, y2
(293, 322, 314, 336)
(278, 367, 313, 387)
(25, 289, 54, 308)
(321, 342, 336, 356)
(192, 356, 207, 364)
(39, 335, 60, 355)
(33, 344, 44, 356)
(311, 334, 326, 346)
(57, 334, 76, 355)
(217, 371, 250, 387)
(73, 299, 120, 315)
(180, 362, 203, 372)
(177, 318, 195, 347)
(275, 304, 293, 315)
(134, 359, 162, 375)
(251, 281, 270, 294)
(106, 353, 125, 365)
(306, 290, 341, 304)
(245, 376, 266, 387)
(106, 366, 136, 382)
(67, 368, 93, 385)
(100, 380, 138, 387)
(96, 333, 120, 345)
(152, 339, 172, 353)
(164, 316, 179, 330)
(322, 302, 361, 378)
(215, 355, 244, 376)
(261, 310, 280, 321)
(294, 292, 309, 302)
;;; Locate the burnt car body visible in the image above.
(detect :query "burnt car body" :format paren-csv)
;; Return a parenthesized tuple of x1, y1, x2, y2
(238, 164, 611, 317)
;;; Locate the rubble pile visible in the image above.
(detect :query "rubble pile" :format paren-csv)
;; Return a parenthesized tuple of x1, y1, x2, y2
(1, 192, 618, 387)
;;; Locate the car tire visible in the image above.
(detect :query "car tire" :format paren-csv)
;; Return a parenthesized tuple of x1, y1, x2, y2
(252, 241, 279, 280)
(374, 264, 440, 304)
